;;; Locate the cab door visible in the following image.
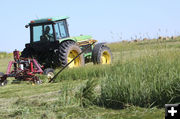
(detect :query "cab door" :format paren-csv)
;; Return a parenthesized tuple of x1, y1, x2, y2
(31, 24, 58, 51)
(54, 20, 70, 41)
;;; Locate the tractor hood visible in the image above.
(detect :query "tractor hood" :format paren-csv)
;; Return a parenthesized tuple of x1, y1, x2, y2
(73, 35, 93, 42)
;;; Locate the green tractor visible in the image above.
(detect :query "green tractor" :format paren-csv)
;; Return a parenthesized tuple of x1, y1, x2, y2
(21, 16, 112, 68)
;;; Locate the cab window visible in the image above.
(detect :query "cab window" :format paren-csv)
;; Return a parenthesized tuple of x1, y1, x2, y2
(33, 25, 42, 42)
(32, 24, 54, 42)
(58, 21, 68, 38)
(54, 24, 61, 40)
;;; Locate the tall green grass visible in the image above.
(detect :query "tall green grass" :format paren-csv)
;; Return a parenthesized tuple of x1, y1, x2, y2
(54, 48, 180, 108)
(100, 50, 180, 108)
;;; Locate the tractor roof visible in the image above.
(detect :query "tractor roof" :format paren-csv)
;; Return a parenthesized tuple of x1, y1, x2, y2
(29, 16, 69, 24)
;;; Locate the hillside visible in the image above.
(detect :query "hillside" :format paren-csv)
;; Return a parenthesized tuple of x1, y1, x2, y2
(0, 38, 180, 119)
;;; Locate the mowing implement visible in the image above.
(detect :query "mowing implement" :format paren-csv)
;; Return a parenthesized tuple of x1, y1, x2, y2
(0, 50, 54, 86)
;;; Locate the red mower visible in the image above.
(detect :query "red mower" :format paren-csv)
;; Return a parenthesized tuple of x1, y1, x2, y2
(0, 50, 54, 86)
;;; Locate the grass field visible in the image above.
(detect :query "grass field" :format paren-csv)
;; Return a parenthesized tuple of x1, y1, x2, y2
(0, 38, 180, 119)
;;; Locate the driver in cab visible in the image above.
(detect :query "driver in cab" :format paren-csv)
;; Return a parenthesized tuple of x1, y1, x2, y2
(41, 26, 54, 42)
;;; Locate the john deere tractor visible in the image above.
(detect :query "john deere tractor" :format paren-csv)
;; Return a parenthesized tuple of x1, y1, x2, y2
(21, 16, 112, 68)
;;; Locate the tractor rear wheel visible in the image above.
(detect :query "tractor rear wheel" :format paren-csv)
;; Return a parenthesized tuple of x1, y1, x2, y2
(92, 45, 112, 64)
(59, 41, 84, 68)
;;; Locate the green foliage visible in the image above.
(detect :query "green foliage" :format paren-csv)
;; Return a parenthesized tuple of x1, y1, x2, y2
(54, 40, 180, 108)
(55, 64, 111, 82)
(76, 79, 98, 107)
(100, 52, 180, 108)
(0, 52, 12, 59)
(57, 84, 81, 107)
(1, 39, 180, 118)
(108, 38, 180, 53)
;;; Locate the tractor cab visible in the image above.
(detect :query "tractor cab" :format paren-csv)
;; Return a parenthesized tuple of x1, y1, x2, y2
(26, 16, 70, 44)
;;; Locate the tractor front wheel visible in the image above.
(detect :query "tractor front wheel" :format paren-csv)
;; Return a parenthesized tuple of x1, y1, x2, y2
(43, 68, 54, 80)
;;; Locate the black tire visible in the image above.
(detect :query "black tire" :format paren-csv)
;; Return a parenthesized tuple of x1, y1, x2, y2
(59, 41, 85, 68)
(21, 47, 33, 58)
(0, 80, 8, 86)
(92, 44, 112, 64)
(0, 72, 7, 86)
(43, 68, 54, 79)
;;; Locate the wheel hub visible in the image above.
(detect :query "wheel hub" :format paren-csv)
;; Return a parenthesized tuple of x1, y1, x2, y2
(68, 50, 81, 68)
(101, 51, 111, 64)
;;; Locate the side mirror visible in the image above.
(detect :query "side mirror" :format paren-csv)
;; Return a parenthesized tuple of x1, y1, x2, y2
(25, 25, 29, 28)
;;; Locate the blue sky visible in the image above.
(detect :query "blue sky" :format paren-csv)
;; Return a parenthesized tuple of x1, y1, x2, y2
(1, 0, 180, 52)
